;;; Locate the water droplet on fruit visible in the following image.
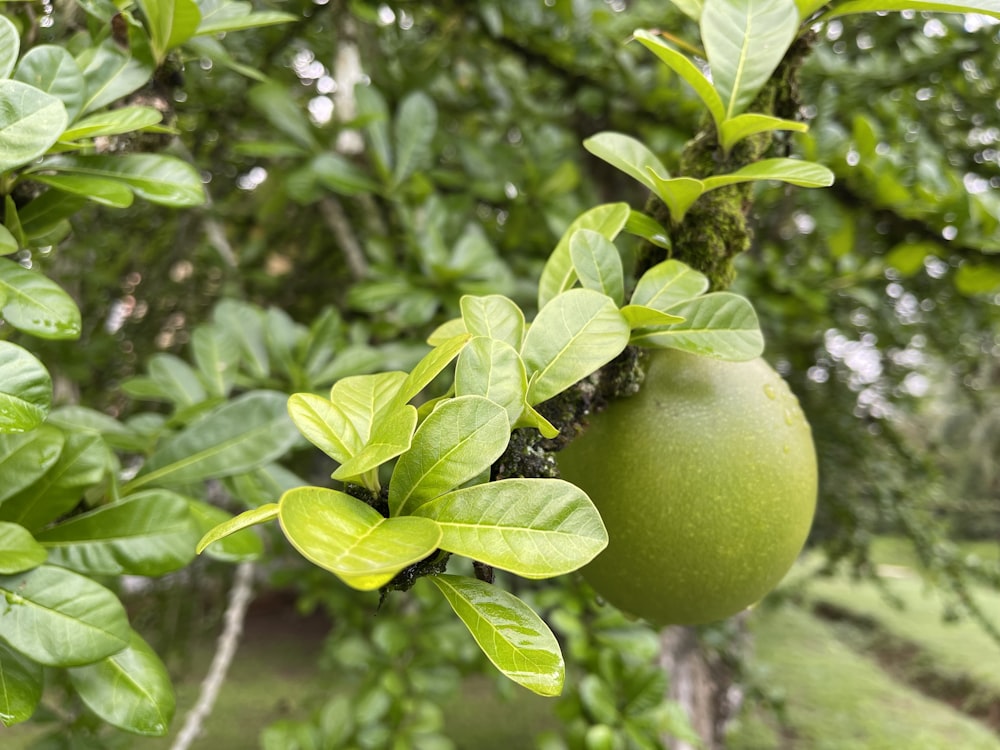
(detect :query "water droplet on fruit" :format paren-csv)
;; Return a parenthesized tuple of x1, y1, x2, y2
(763, 384, 777, 400)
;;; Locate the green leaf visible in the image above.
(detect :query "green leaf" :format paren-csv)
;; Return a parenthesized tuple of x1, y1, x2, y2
(192, 323, 241, 398)
(47, 406, 139, 451)
(632, 30, 724, 128)
(28, 174, 135, 208)
(309, 152, 380, 197)
(0, 258, 81, 339)
(35, 154, 205, 207)
(0, 223, 15, 255)
(13, 45, 86, 123)
(569, 229, 625, 306)
(538, 203, 630, 308)
(631, 259, 710, 311)
(522, 289, 630, 405)
(126, 391, 299, 491)
(455, 337, 529, 427)
(701, 0, 800, 119)
(288, 393, 358, 465)
(393, 91, 437, 186)
(395, 334, 472, 407)
(147, 353, 207, 408)
(632, 291, 764, 360)
(413, 478, 607, 578)
(0, 523, 47, 575)
(645, 175, 705, 224)
(279, 487, 442, 591)
(36, 491, 199, 577)
(0, 81, 68, 173)
(719, 114, 808, 152)
(625, 209, 671, 250)
(214, 299, 268, 378)
(324, 370, 407, 451)
(823, 0, 1000, 18)
(0, 564, 130, 667)
(427, 574, 564, 697)
(582, 131, 670, 195)
(331, 404, 418, 489)
(248, 81, 317, 151)
(68, 630, 174, 736)
(0, 16, 18, 79)
(195, 0, 296, 35)
(0, 427, 64, 508)
(0, 641, 43, 727)
(17, 189, 85, 243)
(955, 262, 1000, 296)
(620, 305, 685, 328)
(60, 106, 163, 142)
(460, 295, 525, 349)
(78, 41, 153, 114)
(0, 342, 52, 433)
(137, 0, 202, 63)
(701, 158, 835, 191)
(193, 502, 275, 558)
(666, 0, 705, 19)
(389, 396, 510, 516)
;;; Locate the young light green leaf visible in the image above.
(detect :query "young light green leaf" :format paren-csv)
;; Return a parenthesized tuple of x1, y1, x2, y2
(188, 500, 265, 562)
(632, 291, 764, 360)
(538, 203, 630, 308)
(719, 114, 808, 152)
(0, 565, 130, 666)
(60, 106, 164, 142)
(412, 478, 608, 578)
(393, 91, 437, 186)
(29, 174, 135, 208)
(460, 295, 525, 349)
(0, 342, 52, 433)
(36, 491, 199, 577)
(0, 16, 18, 79)
(0, 81, 67, 173)
(390, 396, 510, 516)
(287, 393, 359, 464)
(279, 487, 442, 591)
(0, 223, 15, 255)
(522, 289, 630, 405)
(701, 158, 835, 191)
(582, 132, 670, 195)
(664, 0, 705, 20)
(331, 403, 418, 489)
(631, 259, 710, 311)
(625, 209, 671, 250)
(823, 0, 1000, 18)
(0, 641, 43, 727)
(68, 630, 174, 736)
(329, 369, 407, 441)
(0, 427, 64, 508)
(0, 522, 47, 575)
(634, 29, 725, 127)
(147, 353, 207, 408)
(14, 45, 86, 123)
(455, 337, 529, 427)
(427, 574, 565, 697)
(569, 229, 625, 306)
(35, 154, 205, 207)
(393, 334, 471, 406)
(79, 41, 153, 114)
(620, 305, 685, 329)
(513, 403, 560, 439)
(195, 502, 277, 556)
(701, 0, 800, 119)
(645, 174, 705, 224)
(427, 317, 468, 345)
(137, 0, 202, 63)
(126, 391, 299, 491)
(195, 0, 297, 35)
(0, 258, 81, 340)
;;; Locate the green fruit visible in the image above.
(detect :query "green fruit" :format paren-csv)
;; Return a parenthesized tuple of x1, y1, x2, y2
(557, 348, 817, 626)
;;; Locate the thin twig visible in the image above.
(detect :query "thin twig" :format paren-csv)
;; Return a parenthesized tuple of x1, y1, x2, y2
(170, 562, 256, 750)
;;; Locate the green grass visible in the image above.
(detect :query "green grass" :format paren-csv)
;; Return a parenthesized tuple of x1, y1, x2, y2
(728, 605, 1000, 750)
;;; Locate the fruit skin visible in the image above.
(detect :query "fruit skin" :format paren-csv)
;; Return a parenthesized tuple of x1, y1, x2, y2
(556, 348, 817, 626)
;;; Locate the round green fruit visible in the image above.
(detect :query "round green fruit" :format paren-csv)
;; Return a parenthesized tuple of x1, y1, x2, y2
(557, 348, 817, 626)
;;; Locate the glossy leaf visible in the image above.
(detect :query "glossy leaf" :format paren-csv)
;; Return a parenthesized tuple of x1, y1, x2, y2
(645, 174, 705, 224)
(0, 565, 130, 666)
(0, 258, 81, 339)
(413, 478, 608, 578)
(393, 91, 437, 186)
(279, 487, 442, 591)
(624, 209, 671, 250)
(538, 203, 630, 308)
(632, 291, 764, 360)
(824, 0, 1000, 17)
(582, 131, 670, 194)
(460, 295, 525, 349)
(13, 45, 86, 123)
(620, 305, 685, 329)
(569, 229, 625, 305)
(326, 370, 407, 449)
(702, 0, 800, 119)
(0, 80, 67, 173)
(428, 574, 564, 697)
(36, 154, 205, 207)
(195, 0, 297, 35)
(36, 491, 199, 576)
(61, 106, 164, 142)
(0, 522, 47, 575)
(0, 15, 17, 79)
(29, 174, 135, 208)
(702, 158, 835, 191)
(127, 390, 299, 490)
(394, 334, 471, 406)
(68, 630, 174, 736)
(331, 403, 418, 488)
(192, 501, 272, 560)
(522, 289, 630, 405)
(0, 427, 64, 508)
(389, 396, 510, 516)
(631, 259, 710, 311)
(719, 114, 808, 152)
(137, 0, 202, 63)
(0, 641, 42, 727)
(17, 190, 85, 243)
(455, 337, 529, 426)
(633, 30, 724, 128)
(79, 41, 153, 114)
(0, 342, 52, 433)
(287, 393, 356, 465)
